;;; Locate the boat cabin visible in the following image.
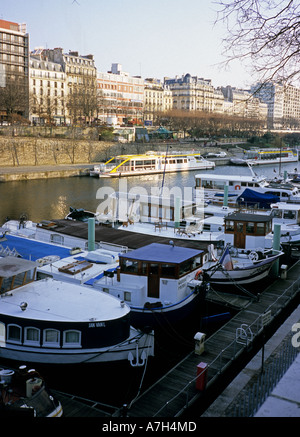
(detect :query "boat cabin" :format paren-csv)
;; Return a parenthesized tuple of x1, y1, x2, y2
(271, 202, 300, 225)
(224, 212, 272, 249)
(94, 243, 206, 308)
(0, 257, 37, 294)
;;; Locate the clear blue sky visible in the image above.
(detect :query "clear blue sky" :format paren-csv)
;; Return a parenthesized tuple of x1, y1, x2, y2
(0, 0, 255, 88)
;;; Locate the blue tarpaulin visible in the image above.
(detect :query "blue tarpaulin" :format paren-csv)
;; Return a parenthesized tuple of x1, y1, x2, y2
(1, 235, 71, 261)
(237, 188, 280, 209)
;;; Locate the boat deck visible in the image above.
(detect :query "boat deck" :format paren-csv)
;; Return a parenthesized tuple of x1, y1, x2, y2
(118, 261, 300, 417)
(43, 219, 211, 251)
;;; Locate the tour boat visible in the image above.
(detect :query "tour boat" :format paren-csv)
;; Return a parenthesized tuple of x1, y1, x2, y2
(200, 212, 284, 290)
(89, 151, 215, 178)
(0, 256, 154, 366)
(244, 147, 299, 165)
(92, 242, 209, 329)
(0, 365, 63, 417)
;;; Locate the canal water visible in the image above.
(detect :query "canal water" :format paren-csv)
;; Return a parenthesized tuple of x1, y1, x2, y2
(1, 161, 299, 224)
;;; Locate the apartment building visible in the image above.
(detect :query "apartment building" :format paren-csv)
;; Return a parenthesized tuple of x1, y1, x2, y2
(0, 19, 29, 121)
(164, 74, 216, 112)
(251, 82, 285, 129)
(97, 63, 144, 125)
(222, 86, 268, 121)
(144, 78, 172, 125)
(40, 48, 97, 124)
(29, 49, 66, 125)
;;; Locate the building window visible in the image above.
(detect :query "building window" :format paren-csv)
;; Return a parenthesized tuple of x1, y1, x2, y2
(43, 329, 60, 347)
(63, 330, 81, 348)
(25, 327, 40, 345)
(7, 324, 21, 343)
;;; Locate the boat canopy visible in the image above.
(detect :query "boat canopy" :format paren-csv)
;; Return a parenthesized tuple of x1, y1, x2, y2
(237, 188, 280, 209)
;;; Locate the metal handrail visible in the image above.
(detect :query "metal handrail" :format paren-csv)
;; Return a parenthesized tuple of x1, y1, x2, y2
(151, 263, 300, 417)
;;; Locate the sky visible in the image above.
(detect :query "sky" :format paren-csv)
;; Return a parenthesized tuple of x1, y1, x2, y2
(0, 0, 256, 88)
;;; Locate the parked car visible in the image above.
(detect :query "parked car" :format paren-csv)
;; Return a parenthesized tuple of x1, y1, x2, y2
(203, 151, 227, 158)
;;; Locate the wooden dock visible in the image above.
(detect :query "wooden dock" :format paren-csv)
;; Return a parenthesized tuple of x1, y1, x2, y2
(120, 261, 300, 417)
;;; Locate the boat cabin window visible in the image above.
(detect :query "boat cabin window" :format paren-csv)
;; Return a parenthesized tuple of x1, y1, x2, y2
(283, 210, 296, 220)
(43, 329, 60, 347)
(0, 267, 36, 294)
(120, 254, 202, 278)
(25, 327, 40, 345)
(272, 209, 282, 218)
(225, 220, 235, 232)
(121, 259, 139, 274)
(246, 222, 255, 234)
(63, 330, 81, 347)
(256, 222, 266, 235)
(7, 324, 21, 343)
(161, 264, 177, 277)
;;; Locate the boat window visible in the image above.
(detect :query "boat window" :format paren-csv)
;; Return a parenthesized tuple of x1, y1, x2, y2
(7, 324, 21, 343)
(63, 330, 81, 348)
(124, 291, 131, 302)
(282, 192, 289, 198)
(179, 259, 193, 276)
(241, 182, 247, 187)
(25, 327, 40, 345)
(161, 264, 176, 278)
(246, 222, 255, 234)
(191, 256, 202, 270)
(283, 210, 296, 220)
(0, 322, 5, 347)
(141, 262, 147, 275)
(43, 329, 60, 347)
(272, 209, 282, 218)
(0, 277, 14, 293)
(256, 223, 265, 235)
(225, 220, 234, 232)
(120, 259, 139, 274)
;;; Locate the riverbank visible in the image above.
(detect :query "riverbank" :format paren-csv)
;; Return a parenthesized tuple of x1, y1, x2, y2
(0, 163, 95, 182)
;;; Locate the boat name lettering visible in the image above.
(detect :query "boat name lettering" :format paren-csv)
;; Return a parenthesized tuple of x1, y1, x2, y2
(89, 322, 106, 328)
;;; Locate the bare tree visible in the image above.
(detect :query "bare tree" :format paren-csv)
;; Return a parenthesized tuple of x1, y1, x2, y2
(215, 0, 300, 85)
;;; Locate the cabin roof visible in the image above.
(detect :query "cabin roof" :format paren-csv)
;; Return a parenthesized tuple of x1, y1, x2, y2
(120, 243, 203, 264)
(0, 256, 37, 278)
(225, 212, 272, 223)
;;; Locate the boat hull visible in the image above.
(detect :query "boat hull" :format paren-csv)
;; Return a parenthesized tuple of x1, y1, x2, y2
(129, 285, 205, 329)
(92, 164, 215, 178)
(0, 328, 154, 365)
(203, 254, 281, 288)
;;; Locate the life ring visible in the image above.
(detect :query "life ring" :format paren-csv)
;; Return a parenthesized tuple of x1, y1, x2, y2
(235, 185, 241, 190)
(195, 269, 202, 280)
(249, 251, 259, 262)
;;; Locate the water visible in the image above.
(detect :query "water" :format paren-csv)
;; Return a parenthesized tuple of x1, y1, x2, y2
(1, 161, 299, 224)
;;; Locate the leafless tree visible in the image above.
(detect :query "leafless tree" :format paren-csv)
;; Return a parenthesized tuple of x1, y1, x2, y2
(215, 0, 300, 85)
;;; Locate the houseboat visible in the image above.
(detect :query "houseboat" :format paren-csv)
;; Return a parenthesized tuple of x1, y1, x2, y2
(90, 151, 215, 178)
(0, 256, 154, 365)
(244, 147, 299, 165)
(92, 242, 209, 329)
(200, 212, 283, 290)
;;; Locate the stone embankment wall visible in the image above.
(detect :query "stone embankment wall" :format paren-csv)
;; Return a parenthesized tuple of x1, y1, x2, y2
(0, 137, 166, 167)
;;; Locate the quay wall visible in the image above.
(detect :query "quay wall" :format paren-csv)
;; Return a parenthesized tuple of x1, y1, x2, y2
(0, 136, 164, 167)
